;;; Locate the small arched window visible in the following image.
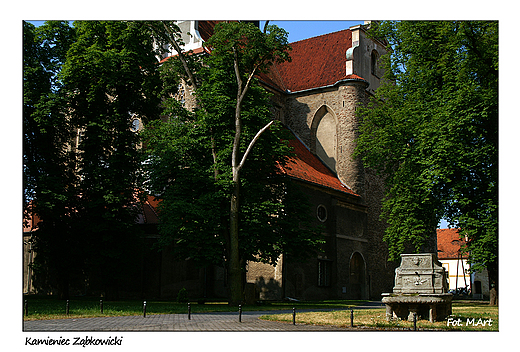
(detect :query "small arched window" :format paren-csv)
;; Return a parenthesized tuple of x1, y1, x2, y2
(371, 50, 379, 77)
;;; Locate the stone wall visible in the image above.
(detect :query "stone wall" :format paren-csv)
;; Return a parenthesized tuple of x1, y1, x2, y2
(283, 80, 369, 199)
(336, 82, 368, 199)
(347, 24, 387, 95)
(364, 167, 396, 298)
(246, 259, 283, 300)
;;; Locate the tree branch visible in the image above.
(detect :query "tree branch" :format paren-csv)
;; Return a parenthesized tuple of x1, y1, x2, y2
(237, 120, 275, 172)
(263, 21, 270, 33)
(232, 49, 261, 176)
(239, 65, 258, 103)
(232, 47, 242, 174)
(154, 22, 220, 179)
(233, 47, 242, 95)
(161, 21, 198, 89)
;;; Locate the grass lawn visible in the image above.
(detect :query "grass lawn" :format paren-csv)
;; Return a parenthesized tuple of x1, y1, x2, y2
(260, 300, 498, 331)
(22, 295, 367, 321)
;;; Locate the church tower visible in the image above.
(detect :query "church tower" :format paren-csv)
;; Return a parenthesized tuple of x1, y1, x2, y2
(257, 22, 394, 300)
(335, 79, 369, 201)
(154, 21, 395, 300)
(279, 23, 386, 203)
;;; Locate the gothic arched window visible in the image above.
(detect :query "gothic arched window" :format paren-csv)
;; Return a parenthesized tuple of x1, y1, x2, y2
(311, 105, 337, 173)
(371, 50, 379, 77)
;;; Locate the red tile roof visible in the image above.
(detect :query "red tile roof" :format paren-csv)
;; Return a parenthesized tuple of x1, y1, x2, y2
(437, 228, 468, 260)
(271, 29, 365, 92)
(278, 136, 358, 196)
(160, 24, 366, 93)
(158, 46, 209, 64)
(145, 136, 359, 218)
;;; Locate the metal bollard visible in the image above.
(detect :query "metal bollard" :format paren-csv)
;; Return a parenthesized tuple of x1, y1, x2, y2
(100, 300, 103, 314)
(292, 307, 296, 325)
(350, 309, 354, 328)
(143, 301, 147, 318)
(238, 305, 242, 323)
(413, 313, 417, 331)
(188, 303, 191, 320)
(66, 300, 70, 315)
(24, 300, 28, 316)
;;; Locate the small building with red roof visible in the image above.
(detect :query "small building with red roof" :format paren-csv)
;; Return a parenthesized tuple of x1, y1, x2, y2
(437, 228, 489, 299)
(437, 228, 470, 292)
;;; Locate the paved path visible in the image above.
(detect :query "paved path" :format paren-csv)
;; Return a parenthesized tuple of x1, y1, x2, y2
(23, 302, 384, 332)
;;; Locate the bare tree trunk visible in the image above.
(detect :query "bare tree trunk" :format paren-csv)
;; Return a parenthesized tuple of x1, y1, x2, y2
(229, 50, 244, 304)
(156, 21, 284, 305)
(488, 262, 498, 306)
(161, 22, 198, 89)
(229, 175, 243, 305)
(228, 48, 246, 305)
(227, 52, 274, 304)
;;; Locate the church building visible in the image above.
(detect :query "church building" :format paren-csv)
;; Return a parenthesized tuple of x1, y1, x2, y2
(147, 21, 396, 301)
(247, 21, 393, 300)
(24, 21, 399, 301)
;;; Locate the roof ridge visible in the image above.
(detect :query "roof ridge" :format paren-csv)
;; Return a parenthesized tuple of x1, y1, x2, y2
(289, 28, 351, 45)
(272, 29, 354, 92)
(270, 61, 288, 92)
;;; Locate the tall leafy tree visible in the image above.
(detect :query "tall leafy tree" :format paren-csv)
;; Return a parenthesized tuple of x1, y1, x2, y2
(204, 21, 295, 304)
(355, 21, 498, 303)
(23, 21, 80, 298)
(143, 21, 322, 304)
(60, 21, 162, 298)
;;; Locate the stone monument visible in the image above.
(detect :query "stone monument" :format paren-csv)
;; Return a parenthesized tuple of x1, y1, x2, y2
(381, 253, 452, 322)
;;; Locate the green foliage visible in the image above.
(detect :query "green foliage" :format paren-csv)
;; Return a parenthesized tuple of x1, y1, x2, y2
(142, 22, 321, 276)
(203, 22, 291, 74)
(176, 288, 189, 303)
(24, 21, 320, 301)
(23, 21, 77, 212)
(23, 21, 82, 298)
(58, 21, 164, 298)
(24, 21, 164, 298)
(356, 21, 498, 275)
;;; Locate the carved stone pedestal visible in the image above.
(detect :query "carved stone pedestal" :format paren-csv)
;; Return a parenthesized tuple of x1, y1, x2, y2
(382, 293, 453, 322)
(381, 253, 452, 323)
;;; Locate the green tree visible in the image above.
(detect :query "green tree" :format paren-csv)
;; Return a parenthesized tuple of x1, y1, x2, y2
(60, 21, 162, 298)
(143, 21, 321, 304)
(23, 21, 80, 298)
(355, 21, 498, 303)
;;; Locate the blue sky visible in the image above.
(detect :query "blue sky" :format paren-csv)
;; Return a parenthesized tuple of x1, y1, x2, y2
(27, 20, 45, 27)
(260, 21, 364, 43)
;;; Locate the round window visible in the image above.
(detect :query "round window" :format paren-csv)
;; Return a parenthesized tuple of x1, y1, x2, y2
(317, 205, 327, 222)
(131, 118, 140, 131)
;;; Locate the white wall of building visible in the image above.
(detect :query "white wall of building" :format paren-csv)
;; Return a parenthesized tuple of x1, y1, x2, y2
(440, 258, 490, 299)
